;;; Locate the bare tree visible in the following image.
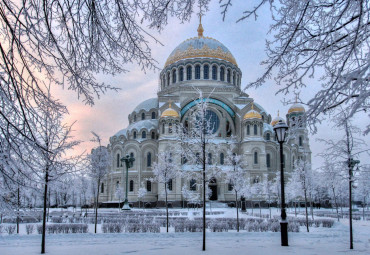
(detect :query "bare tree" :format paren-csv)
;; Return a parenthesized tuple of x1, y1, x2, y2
(224, 149, 247, 232)
(152, 150, 178, 232)
(178, 90, 220, 251)
(29, 91, 81, 254)
(220, 0, 369, 133)
(318, 116, 369, 249)
(89, 132, 110, 234)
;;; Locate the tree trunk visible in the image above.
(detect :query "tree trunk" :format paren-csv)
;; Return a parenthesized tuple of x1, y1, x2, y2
(202, 140, 206, 251)
(165, 183, 169, 233)
(17, 185, 20, 234)
(294, 201, 297, 217)
(236, 192, 239, 232)
(259, 201, 262, 218)
(304, 188, 309, 232)
(363, 197, 366, 220)
(47, 189, 51, 222)
(41, 169, 49, 254)
(95, 179, 100, 234)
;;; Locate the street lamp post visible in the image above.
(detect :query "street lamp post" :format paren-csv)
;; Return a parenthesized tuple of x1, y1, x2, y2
(273, 120, 289, 246)
(121, 154, 135, 210)
(348, 157, 360, 249)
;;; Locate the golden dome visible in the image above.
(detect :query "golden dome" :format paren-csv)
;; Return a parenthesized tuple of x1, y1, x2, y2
(243, 103, 262, 120)
(164, 22, 237, 68)
(161, 102, 179, 118)
(288, 103, 305, 114)
(271, 111, 285, 126)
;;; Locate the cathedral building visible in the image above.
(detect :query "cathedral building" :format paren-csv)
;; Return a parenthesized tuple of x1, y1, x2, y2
(99, 22, 311, 207)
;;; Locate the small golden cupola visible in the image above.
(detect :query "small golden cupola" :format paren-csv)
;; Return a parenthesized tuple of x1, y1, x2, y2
(271, 111, 286, 126)
(243, 102, 262, 120)
(288, 103, 305, 114)
(161, 102, 179, 118)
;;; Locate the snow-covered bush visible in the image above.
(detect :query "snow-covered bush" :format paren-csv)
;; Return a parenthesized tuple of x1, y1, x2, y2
(5, 225, 16, 234)
(102, 223, 122, 233)
(321, 219, 335, 228)
(51, 217, 64, 223)
(37, 224, 88, 234)
(26, 224, 34, 234)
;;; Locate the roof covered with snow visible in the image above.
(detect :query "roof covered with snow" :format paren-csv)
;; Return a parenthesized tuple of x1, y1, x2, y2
(133, 98, 158, 113)
(127, 119, 158, 132)
(263, 123, 274, 133)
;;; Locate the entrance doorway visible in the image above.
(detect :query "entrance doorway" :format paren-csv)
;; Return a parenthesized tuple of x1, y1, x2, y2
(208, 178, 218, 200)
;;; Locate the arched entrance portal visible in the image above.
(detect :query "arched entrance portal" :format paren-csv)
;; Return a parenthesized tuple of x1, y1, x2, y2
(208, 178, 218, 201)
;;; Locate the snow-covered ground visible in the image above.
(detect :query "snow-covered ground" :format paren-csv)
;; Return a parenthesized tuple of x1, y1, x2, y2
(1, 208, 369, 255)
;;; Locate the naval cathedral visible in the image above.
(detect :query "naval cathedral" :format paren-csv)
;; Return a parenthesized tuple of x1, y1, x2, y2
(99, 22, 311, 207)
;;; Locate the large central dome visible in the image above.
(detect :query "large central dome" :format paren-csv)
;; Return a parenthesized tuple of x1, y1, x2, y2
(164, 36, 237, 68)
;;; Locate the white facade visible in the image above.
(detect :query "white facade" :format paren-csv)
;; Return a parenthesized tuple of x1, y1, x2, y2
(99, 26, 311, 207)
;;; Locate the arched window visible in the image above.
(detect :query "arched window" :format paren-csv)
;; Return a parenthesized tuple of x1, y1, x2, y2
(162, 123, 165, 134)
(116, 181, 119, 189)
(182, 155, 188, 164)
(167, 72, 170, 86)
(186, 66, 192, 80)
(207, 153, 212, 165)
(168, 123, 172, 133)
(254, 124, 258, 135)
(133, 131, 137, 139)
(266, 133, 270, 140)
(228, 183, 233, 191)
(220, 67, 225, 81)
(101, 183, 104, 193)
(147, 152, 152, 167)
(168, 153, 173, 163)
(151, 131, 155, 139)
(212, 65, 217, 80)
(299, 136, 303, 146)
(142, 131, 146, 138)
(190, 179, 196, 191)
(130, 152, 134, 159)
(253, 176, 260, 183)
(195, 152, 200, 164)
(151, 112, 156, 119)
(227, 69, 231, 83)
(233, 72, 236, 85)
(172, 69, 176, 83)
(146, 180, 152, 192)
(254, 151, 258, 164)
(133, 115, 136, 122)
(129, 180, 134, 192)
(179, 67, 184, 81)
(195, 65, 201, 79)
(226, 121, 231, 137)
(204, 65, 209, 79)
(141, 112, 145, 120)
(247, 125, 250, 135)
(293, 156, 295, 168)
(117, 153, 120, 168)
(220, 153, 224, 165)
(266, 154, 271, 168)
(167, 179, 173, 191)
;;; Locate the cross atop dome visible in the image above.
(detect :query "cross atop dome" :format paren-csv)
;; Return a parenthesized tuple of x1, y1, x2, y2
(197, 14, 204, 37)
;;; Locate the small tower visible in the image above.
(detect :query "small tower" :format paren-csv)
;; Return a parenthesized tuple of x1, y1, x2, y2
(286, 99, 310, 163)
(243, 102, 263, 138)
(159, 101, 180, 137)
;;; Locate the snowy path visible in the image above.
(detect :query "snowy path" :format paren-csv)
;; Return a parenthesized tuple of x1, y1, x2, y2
(1, 220, 369, 255)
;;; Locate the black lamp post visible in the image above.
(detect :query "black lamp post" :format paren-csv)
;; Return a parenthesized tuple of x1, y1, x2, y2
(273, 120, 289, 246)
(348, 157, 360, 249)
(121, 154, 135, 210)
